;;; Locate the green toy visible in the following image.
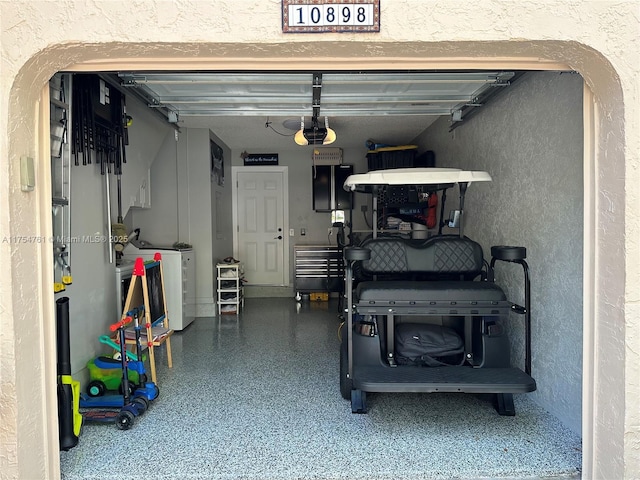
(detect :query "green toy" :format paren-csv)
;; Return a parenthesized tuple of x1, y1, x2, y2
(86, 356, 140, 396)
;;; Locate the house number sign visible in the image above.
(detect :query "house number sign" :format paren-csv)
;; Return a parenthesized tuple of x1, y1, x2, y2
(282, 1, 380, 33)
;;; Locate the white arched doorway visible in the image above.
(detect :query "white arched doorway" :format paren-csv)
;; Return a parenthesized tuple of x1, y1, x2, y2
(5, 41, 625, 479)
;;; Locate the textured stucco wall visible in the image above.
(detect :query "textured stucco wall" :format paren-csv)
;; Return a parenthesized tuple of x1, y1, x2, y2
(1, 1, 638, 479)
(415, 71, 584, 435)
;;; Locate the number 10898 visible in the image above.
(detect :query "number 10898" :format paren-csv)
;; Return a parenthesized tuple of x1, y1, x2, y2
(288, 4, 375, 27)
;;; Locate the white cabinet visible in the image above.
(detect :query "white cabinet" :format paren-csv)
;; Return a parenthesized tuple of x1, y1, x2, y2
(123, 249, 195, 330)
(217, 263, 244, 315)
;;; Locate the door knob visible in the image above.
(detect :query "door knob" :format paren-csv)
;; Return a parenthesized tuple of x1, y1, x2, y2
(274, 235, 283, 240)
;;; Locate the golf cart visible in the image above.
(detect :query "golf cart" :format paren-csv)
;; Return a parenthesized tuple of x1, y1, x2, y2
(340, 168, 535, 415)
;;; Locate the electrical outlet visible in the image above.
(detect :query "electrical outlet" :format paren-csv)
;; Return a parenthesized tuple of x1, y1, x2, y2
(328, 227, 333, 235)
(361, 205, 368, 212)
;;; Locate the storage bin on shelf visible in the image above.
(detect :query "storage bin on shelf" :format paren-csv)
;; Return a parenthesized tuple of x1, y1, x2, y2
(366, 145, 418, 171)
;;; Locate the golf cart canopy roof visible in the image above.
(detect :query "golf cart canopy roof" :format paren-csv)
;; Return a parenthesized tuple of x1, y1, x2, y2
(343, 168, 492, 193)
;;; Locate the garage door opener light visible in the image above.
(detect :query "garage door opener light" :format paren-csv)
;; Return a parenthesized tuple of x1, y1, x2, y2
(294, 116, 337, 146)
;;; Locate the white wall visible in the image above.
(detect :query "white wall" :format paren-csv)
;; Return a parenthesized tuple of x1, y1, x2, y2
(414, 71, 584, 434)
(181, 128, 215, 314)
(130, 131, 180, 243)
(210, 131, 234, 262)
(115, 96, 171, 219)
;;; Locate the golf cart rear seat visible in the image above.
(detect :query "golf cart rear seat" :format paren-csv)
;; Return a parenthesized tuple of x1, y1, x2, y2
(353, 235, 506, 308)
(342, 234, 535, 415)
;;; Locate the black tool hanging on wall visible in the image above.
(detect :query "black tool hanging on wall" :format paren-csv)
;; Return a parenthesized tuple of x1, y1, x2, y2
(71, 74, 128, 176)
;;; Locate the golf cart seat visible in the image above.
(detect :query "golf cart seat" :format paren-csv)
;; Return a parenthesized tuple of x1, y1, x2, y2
(353, 235, 506, 306)
(342, 234, 535, 415)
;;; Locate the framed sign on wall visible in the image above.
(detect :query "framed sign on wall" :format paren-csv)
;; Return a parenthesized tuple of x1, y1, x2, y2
(244, 153, 279, 166)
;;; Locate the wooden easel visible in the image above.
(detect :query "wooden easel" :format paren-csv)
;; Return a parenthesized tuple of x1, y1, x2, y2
(120, 253, 173, 384)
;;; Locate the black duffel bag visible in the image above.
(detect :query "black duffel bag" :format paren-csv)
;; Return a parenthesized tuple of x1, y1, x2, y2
(395, 323, 465, 367)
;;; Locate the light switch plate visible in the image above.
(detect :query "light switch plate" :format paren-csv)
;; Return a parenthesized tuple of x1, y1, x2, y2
(20, 155, 35, 192)
(289, 228, 295, 237)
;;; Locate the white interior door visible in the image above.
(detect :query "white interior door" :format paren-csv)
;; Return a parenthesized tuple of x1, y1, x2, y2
(234, 168, 288, 286)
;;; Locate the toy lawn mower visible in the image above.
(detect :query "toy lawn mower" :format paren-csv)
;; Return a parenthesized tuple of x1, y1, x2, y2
(79, 315, 149, 430)
(85, 308, 159, 403)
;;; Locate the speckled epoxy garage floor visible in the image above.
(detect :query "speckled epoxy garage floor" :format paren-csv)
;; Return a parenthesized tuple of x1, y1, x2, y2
(60, 298, 581, 480)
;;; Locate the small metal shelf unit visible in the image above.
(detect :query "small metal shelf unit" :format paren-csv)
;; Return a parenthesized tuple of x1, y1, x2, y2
(294, 245, 344, 298)
(217, 263, 244, 315)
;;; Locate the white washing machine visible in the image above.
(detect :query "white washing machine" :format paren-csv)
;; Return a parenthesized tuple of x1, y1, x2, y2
(121, 241, 196, 331)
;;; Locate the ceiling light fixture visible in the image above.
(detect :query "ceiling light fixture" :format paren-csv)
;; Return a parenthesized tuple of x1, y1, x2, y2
(294, 116, 336, 146)
(294, 116, 307, 145)
(324, 117, 336, 144)
(294, 73, 337, 146)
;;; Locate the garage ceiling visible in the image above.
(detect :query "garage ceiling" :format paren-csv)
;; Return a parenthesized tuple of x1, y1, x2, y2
(112, 71, 521, 150)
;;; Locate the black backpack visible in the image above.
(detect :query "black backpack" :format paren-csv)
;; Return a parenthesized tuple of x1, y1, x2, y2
(395, 323, 465, 367)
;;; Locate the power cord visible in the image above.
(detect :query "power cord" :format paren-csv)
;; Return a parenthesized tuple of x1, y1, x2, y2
(265, 118, 294, 137)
